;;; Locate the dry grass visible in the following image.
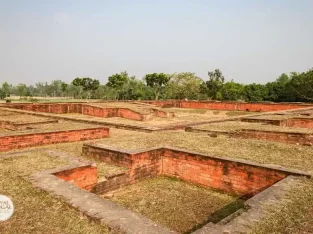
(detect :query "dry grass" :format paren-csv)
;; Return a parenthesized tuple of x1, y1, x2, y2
(0, 152, 109, 234)
(0, 114, 53, 123)
(93, 129, 313, 172)
(251, 177, 313, 234)
(89, 102, 165, 114)
(61, 109, 240, 127)
(103, 176, 242, 233)
(0, 120, 101, 136)
(195, 120, 313, 134)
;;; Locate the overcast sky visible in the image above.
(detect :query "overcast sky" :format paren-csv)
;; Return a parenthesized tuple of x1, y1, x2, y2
(1, 0, 313, 85)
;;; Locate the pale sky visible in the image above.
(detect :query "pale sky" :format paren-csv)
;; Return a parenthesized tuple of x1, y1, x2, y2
(1, 0, 313, 85)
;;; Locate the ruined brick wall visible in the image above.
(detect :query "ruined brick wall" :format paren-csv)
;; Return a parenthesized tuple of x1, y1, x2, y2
(3, 103, 83, 114)
(142, 100, 312, 112)
(82, 144, 133, 168)
(286, 118, 313, 129)
(81, 145, 163, 193)
(130, 150, 163, 182)
(240, 118, 283, 126)
(54, 165, 98, 191)
(0, 127, 110, 152)
(235, 129, 313, 145)
(162, 148, 287, 196)
(82, 144, 295, 196)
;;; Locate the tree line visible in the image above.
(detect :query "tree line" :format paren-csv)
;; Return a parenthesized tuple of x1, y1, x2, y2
(1, 68, 313, 102)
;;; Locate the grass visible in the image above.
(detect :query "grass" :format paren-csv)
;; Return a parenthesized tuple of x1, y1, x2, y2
(94, 129, 313, 172)
(251, 177, 313, 234)
(195, 120, 313, 134)
(0, 152, 109, 234)
(0, 114, 53, 123)
(102, 176, 242, 233)
(0, 120, 101, 136)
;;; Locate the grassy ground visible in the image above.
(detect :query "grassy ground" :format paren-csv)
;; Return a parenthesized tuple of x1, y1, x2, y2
(1, 126, 313, 233)
(195, 120, 313, 134)
(60, 109, 244, 127)
(0, 152, 109, 234)
(0, 114, 53, 123)
(102, 176, 242, 233)
(0, 120, 101, 136)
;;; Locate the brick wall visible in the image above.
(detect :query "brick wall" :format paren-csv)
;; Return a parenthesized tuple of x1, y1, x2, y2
(162, 148, 286, 196)
(54, 165, 98, 191)
(0, 119, 58, 131)
(0, 127, 110, 152)
(142, 100, 313, 112)
(3, 103, 172, 121)
(235, 129, 313, 145)
(240, 118, 283, 126)
(82, 144, 306, 196)
(286, 118, 313, 129)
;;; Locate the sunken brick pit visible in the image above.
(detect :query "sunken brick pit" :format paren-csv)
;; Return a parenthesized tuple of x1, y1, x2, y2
(37, 143, 310, 233)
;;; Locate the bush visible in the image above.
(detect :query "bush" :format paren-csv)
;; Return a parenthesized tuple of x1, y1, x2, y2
(5, 99, 11, 103)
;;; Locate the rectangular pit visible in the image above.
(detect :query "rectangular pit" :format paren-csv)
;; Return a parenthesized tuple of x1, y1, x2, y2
(46, 144, 309, 234)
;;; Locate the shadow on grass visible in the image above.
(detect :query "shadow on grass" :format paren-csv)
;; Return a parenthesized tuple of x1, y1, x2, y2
(185, 198, 246, 234)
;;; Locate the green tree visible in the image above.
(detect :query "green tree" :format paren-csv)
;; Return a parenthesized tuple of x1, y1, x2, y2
(1, 82, 11, 97)
(286, 69, 313, 102)
(218, 81, 244, 101)
(0, 89, 6, 99)
(144, 73, 170, 100)
(202, 69, 225, 99)
(167, 72, 203, 100)
(106, 71, 130, 100)
(243, 83, 268, 102)
(16, 84, 28, 98)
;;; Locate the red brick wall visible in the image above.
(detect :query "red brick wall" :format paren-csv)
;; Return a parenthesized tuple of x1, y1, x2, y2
(0, 127, 110, 152)
(235, 129, 313, 145)
(54, 165, 98, 191)
(3, 103, 83, 114)
(82, 144, 298, 196)
(130, 150, 163, 182)
(162, 149, 287, 196)
(82, 144, 132, 168)
(142, 100, 312, 112)
(287, 118, 313, 129)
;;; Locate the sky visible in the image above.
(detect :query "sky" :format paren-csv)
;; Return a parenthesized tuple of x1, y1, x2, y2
(0, 0, 313, 85)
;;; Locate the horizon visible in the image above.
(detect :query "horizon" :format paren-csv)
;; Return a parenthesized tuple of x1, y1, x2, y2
(1, 0, 313, 85)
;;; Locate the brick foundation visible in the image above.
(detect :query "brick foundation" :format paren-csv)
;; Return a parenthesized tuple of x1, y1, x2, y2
(0, 127, 110, 152)
(236, 129, 313, 146)
(142, 100, 313, 112)
(1, 103, 173, 121)
(0, 119, 58, 130)
(54, 165, 98, 191)
(81, 144, 308, 196)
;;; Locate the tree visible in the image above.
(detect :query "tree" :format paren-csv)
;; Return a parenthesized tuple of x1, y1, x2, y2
(243, 83, 268, 102)
(61, 82, 68, 97)
(72, 77, 100, 99)
(0, 89, 6, 99)
(218, 81, 244, 101)
(167, 72, 203, 100)
(285, 69, 313, 102)
(16, 84, 28, 98)
(202, 69, 225, 99)
(1, 82, 11, 97)
(106, 71, 130, 100)
(144, 73, 170, 100)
